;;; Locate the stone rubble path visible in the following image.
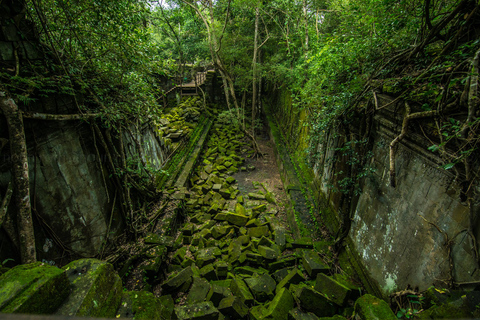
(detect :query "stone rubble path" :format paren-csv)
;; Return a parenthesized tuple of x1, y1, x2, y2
(153, 121, 396, 320)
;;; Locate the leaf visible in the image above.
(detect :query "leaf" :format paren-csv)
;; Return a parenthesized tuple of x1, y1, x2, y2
(442, 163, 455, 170)
(428, 145, 439, 152)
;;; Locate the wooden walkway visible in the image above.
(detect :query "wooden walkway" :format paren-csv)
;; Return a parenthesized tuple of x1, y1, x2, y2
(164, 69, 215, 97)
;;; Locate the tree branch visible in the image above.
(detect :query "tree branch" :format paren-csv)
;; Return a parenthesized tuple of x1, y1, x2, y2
(22, 112, 99, 120)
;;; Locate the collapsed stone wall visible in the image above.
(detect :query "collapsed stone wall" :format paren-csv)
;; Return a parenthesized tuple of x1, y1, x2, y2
(268, 89, 480, 295)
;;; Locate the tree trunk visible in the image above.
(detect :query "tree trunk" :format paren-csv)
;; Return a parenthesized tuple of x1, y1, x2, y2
(251, 7, 260, 136)
(0, 92, 36, 264)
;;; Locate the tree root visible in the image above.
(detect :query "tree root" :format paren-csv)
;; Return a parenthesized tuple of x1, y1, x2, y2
(389, 102, 437, 187)
(0, 182, 13, 227)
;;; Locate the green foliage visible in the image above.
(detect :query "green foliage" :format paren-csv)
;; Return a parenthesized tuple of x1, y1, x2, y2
(21, 0, 174, 125)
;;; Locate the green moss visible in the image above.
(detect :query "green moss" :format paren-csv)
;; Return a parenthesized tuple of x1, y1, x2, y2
(58, 258, 122, 318)
(0, 262, 70, 314)
(354, 294, 396, 320)
(116, 291, 163, 320)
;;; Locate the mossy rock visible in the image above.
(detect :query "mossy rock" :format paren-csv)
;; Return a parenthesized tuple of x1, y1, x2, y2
(292, 284, 337, 317)
(56, 258, 122, 318)
(354, 294, 396, 320)
(250, 287, 294, 320)
(187, 277, 211, 304)
(115, 291, 162, 319)
(0, 262, 70, 314)
(175, 301, 220, 320)
(244, 274, 276, 302)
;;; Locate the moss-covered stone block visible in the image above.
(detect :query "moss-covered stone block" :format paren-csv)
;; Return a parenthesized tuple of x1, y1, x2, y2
(293, 237, 313, 249)
(248, 287, 294, 320)
(258, 245, 278, 260)
(161, 266, 193, 295)
(252, 204, 267, 217)
(196, 247, 221, 268)
(173, 247, 188, 265)
(215, 261, 228, 279)
(248, 226, 270, 238)
(315, 273, 353, 306)
(302, 251, 329, 278)
(0, 262, 70, 314)
(187, 277, 211, 304)
(225, 212, 249, 227)
(274, 228, 286, 250)
(288, 308, 320, 319)
(269, 256, 298, 271)
(207, 280, 233, 307)
(201, 264, 218, 281)
(159, 295, 175, 320)
(56, 259, 122, 318)
(276, 268, 305, 294)
(175, 301, 220, 320)
(245, 274, 276, 302)
(230, 277, 255, 306)
(218, 295, 249, 318)
(354, 294, 396, 320)
(292, 284, 336, 317)
(115, 290, 162, 319)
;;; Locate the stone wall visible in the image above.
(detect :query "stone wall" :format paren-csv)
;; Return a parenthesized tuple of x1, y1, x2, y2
(268, 89, 480, 296)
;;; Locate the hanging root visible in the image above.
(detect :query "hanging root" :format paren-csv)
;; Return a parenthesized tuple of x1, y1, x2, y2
(389, 102, 437, 187)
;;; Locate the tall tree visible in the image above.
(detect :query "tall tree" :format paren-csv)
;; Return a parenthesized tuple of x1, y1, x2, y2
(0, 93, 36, 264)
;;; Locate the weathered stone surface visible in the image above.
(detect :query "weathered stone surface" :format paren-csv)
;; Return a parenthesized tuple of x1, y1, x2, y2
(354, 294, 396, 320)
(315, 273, 353, 306)
(207, 280, 233, 306)
(227, 239, 242, 264)
(302, 251, 329, 278)
(187, 277, 211, 304)
(215, 261, 228, 279)
(175, 301, 220, 320)
(161, 266, 193, 294)
(292, 285, 336, 317)
(268, 287, 294, 319)
(56, 259, 122, 318)
(252, 204, 267, 216)
(273, 267, 292, 283)
(230, 278, 254, 306)
(235, 203, 247, 216)
(249, 192, 266, 200)
(276, 268, 305, 294)
(225, 212, 249, 226)
(158, 295, 175, 320)
(268, 256, 298, 271)
(248, 226, 270, 238)
(115, 291, 162, 320)
(145, 234, 174, 247)
(245, 274, 276, 302)
(211, 226, 228, 239)
(196, 247, 222, 268)
(292, 237, 314, 249)
(249, 287, 294, 320)
(141, 255, 164, 274)
(200, 264, 218, 281)
(274, 228, 286, 250)
(258, 245, 278, 260)
(0, 262, 70, 314)
(218, 295, 249, 319)
(288, 308, 320, 320)
(173, 247, 188, 265)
